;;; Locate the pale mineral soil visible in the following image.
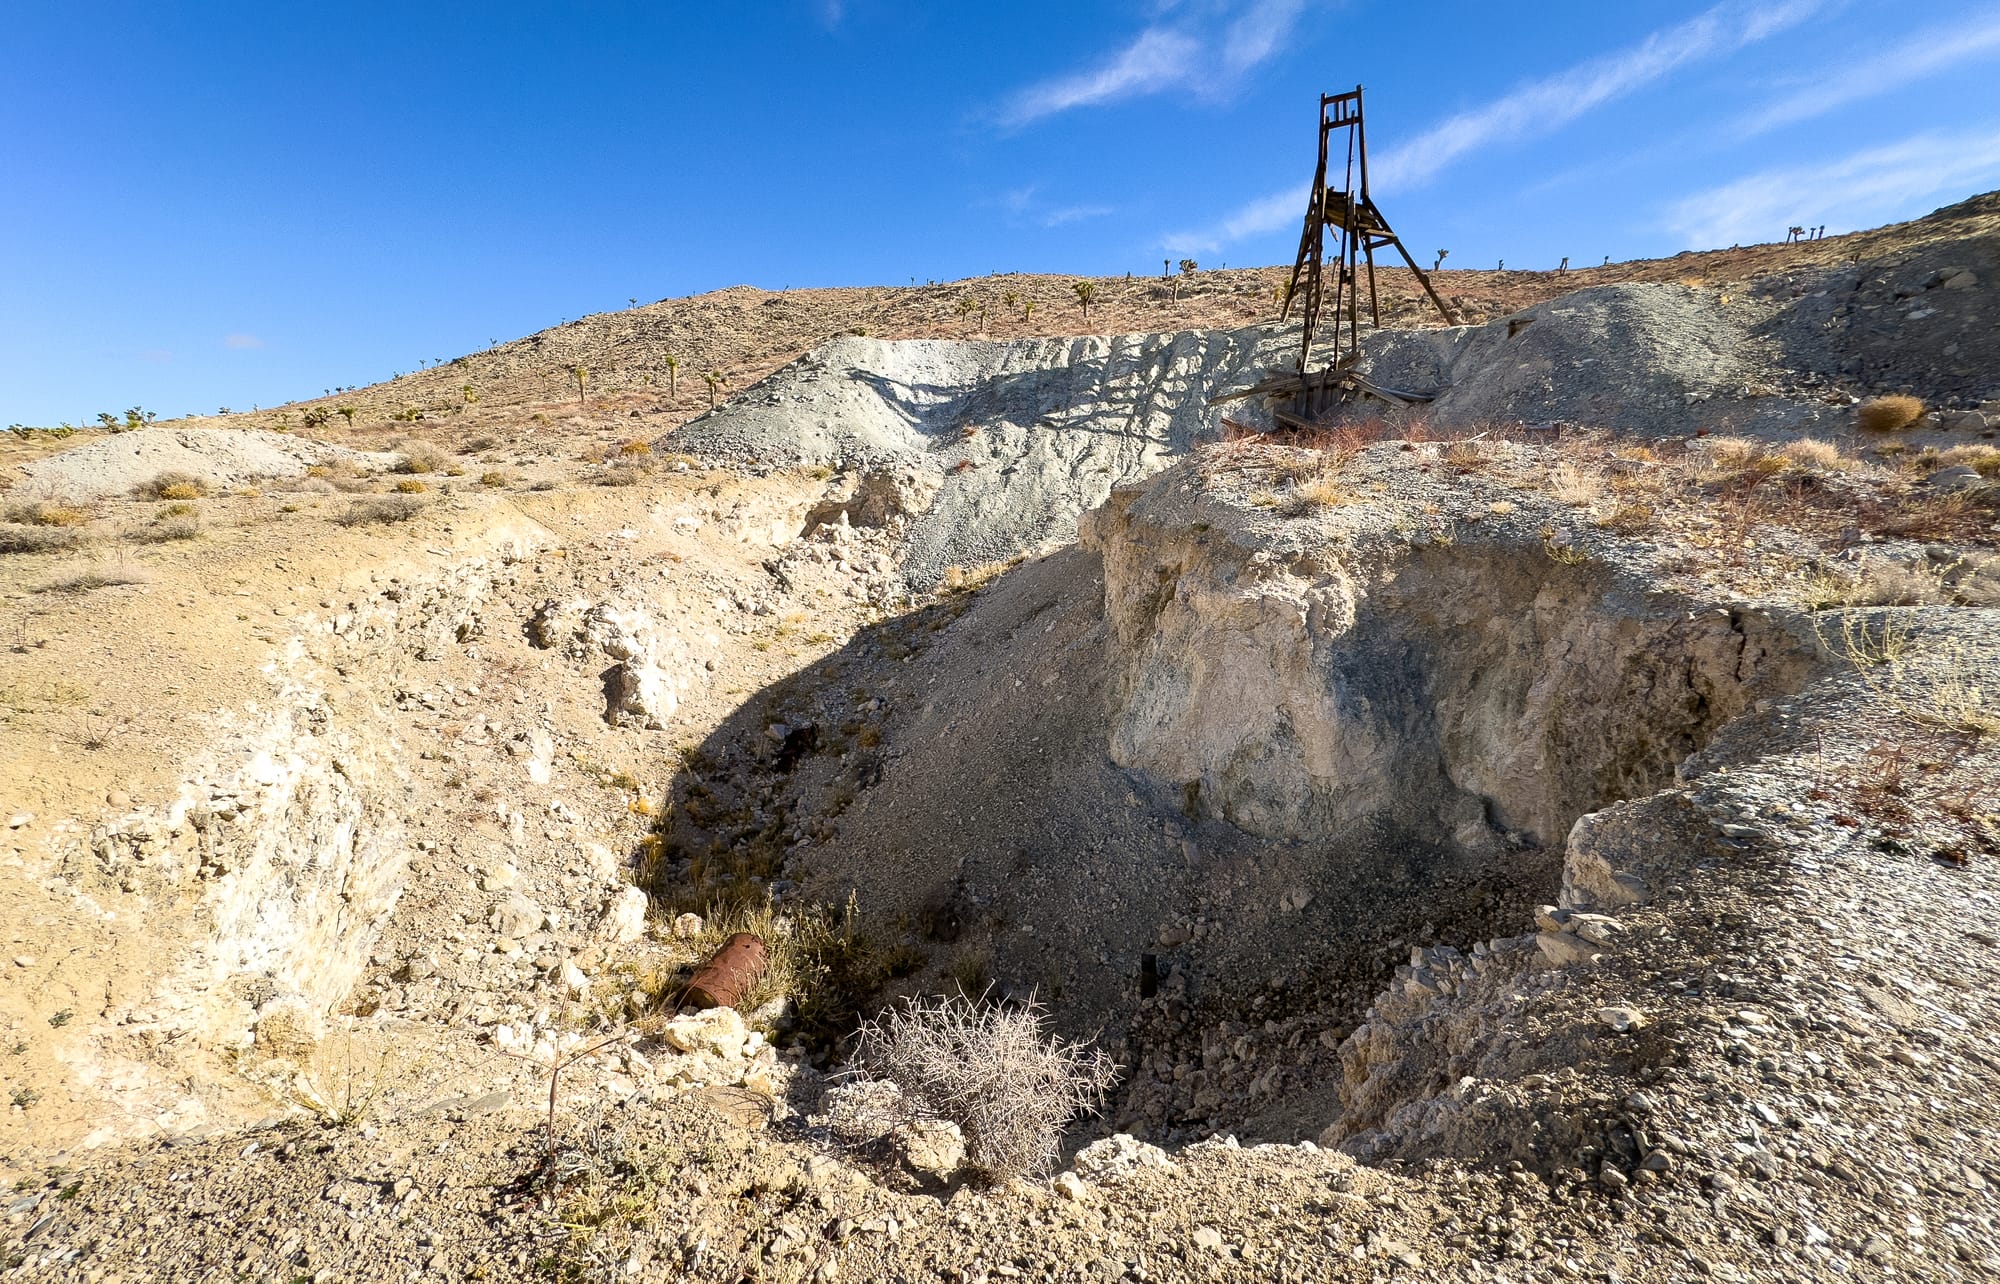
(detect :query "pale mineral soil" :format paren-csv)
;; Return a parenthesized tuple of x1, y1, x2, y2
(2, 198, 1998, 1283)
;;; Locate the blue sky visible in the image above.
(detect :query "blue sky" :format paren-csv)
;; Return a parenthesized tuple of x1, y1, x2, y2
(5, 0, 1998, 425)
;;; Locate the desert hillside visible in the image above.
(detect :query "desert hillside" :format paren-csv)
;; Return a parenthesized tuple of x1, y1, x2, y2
(1, 194, 1996, 1282)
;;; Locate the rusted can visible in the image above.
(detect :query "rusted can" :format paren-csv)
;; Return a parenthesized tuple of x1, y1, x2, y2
(683, 932, 768, 1010)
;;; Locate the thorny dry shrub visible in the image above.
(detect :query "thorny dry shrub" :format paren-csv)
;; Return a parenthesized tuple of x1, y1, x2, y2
(394, 441, 449, 474)
(0, 526, 86, 555)
(851, 994, 1118, 1180)
(135, 470, 210, 500)
(334, 496, 426, 527)
(127, 515, 201, 544)
(1856, 394, 1925, 433)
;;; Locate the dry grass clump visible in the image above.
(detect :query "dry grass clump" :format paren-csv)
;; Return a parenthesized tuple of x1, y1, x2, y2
(127, 515, 201, 544)
(392, 478, 428, 494)
(136, 471, 210, 500)
(1546, 461, 1603, 506)
(1856, 395, 1925, 433)
(2, 501, 91, 527)
(334, 496, 426, 527)
(37, 565, 148, 593)
(1937, 444, 2000, 477)
(1778, 437, 1849, 471)
(1594, 502, 1656, 534)
(394, 441, 449, 474)
(0, 526, 87, 555)
(480, 470, 513, 487)
(851, 994, 1118, 1180)
(1279, 474, 1347, 516)
(1801, 557, 1949, 609)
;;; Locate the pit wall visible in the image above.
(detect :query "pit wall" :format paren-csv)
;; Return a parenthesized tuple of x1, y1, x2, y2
(1082, 483, 1812, 865)
(50, 528, 548, 1141)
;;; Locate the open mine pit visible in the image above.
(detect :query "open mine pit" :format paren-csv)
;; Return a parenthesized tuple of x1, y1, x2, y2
(3, 196, 1999, 1281)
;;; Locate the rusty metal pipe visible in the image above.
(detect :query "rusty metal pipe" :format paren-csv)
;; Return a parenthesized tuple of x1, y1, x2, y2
(683, 932, 768, 1010)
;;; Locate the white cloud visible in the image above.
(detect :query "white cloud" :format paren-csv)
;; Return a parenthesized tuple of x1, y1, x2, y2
(223, 333, 264, 350)
(1156, 0, 1819, 253)
(1372, 0, 1822, 190)
(1043, 204, 1115, 227)
(1740, 8, 2000, 133)
(1002, 0, 1307, 126)
(1663, 125, 2000, 247)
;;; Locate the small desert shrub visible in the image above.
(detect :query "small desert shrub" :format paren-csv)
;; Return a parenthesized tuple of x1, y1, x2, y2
(394, 442, 449, 474)
(0, 527, 86, 555)
(1937, 444, 2000, 477)
(1595, 502, 1655, 534)
(305, 464, 334, 478)
(38, 566, 148, 593)
(393, 478, 428, 494)
(128, 515, 201, 544)
(1778, 437, 1846, 471)
(159, 500, 197, 517)
(1546, 461, 1603, 505)
(1442, 440, 1485, 470)
(596, 467, 643, 487)
(2, 501, 90, 527)
(618, 439, 652, 457)
(1857, 395, 1925, 433)
(335, 496, 425, 527)
(1268, 451, 1326, 485)
(137, 471, 209, 500)
(1800, 557, 1947, 609)
(1701, 436, 1765, 470)
(1279, 475, 1346, 516)
(480, 470, 512, 487)
(850, 995, 1118, 1180)
(463, 435, 499, 453)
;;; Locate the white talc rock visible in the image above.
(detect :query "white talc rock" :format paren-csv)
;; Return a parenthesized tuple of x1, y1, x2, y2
(597, 886, 649, 943)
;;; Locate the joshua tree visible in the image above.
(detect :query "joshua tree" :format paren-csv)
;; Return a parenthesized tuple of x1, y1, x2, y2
(301, 407, 330, 429)
(461, 384, 477, 406)
(1173, 258, 1197, 303)
(663, 354, 680, 401)
(571, 364, 588, 407)
(1071, 280, 1095, 324)
(337, 405, 357, 427)
(628, 297, 637, 309)
(1023, 299, 1036, 323)
(1434, 249, 1449, 271)
(1163, 258, 1171, 277)
(702, 369, 721, 409)
(96, 412, 119, 430)
(1002, 290, 1018, 313)
(956, 295, 978, 332)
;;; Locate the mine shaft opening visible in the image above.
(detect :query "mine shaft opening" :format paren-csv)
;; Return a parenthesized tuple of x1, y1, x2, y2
(651, 530, 1815, 1154)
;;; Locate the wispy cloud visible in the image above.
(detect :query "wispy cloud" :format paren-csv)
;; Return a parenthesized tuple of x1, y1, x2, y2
(1042, 204, 1114, 227)
(223, 332, 264, 350)
(1663, 124, 2000, 246)
(1373, 0, 1822, 189)
(1158, 0, 1819, 254)
(1002, 0, 1306, 126)
(1739, 8, 2000, 133)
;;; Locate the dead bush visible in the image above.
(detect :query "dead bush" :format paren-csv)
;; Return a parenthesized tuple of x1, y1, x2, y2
(0, 527, 86, 555)
(2, 501, 90, 527)
(1279, 474, 1346, 516)
(38, 566, 148, 593)
(1937, 444, 2000, 477)
(334, 496, 426, 527)
(850, 994, 1118, 1180)
(394, 442, 449, 474)
(127, 515, 201, 544)
(136, 471, 210, 500)
(1778, 437, 1848, 471)
(1857, 395, 1925, 433)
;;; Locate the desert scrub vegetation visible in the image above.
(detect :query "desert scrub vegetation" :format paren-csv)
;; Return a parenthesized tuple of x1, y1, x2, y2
(0, 526, 87, 555)
(126, 513, 201, 544)
(394, 441, 449, 474)
(334, 495, 426, 527)
(850, 994, 1118, 1180)
(392, 478, 428, 494)
(1278, 474, 1347, 516)
(1856, 394, 1925, 433)
(37, 565, 148, 594)
(480, 469, 513, 487)
(2, 500, 90, 527)
(135, 470, 210, 500)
